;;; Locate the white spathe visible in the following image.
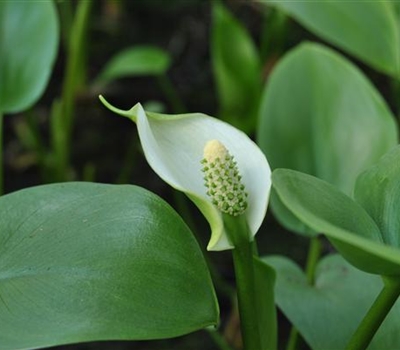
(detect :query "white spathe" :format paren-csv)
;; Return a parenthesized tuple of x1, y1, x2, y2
(100, 96, 271, 251)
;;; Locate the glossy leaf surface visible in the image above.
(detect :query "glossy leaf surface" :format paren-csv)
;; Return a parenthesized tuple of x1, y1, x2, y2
(264, 1, 400, 76)
(272, 169, 400, 275)
(258, 43, 397, 235)
(212, 2, 261, 132)
(0, 1, 59, 113)
(264, 254, 400, 349)
(0, 182, 218, 349)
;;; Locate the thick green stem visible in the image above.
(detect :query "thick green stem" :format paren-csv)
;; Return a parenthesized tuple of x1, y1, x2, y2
(224, 214, 261, 350)
(57, 0, 74, 49)
(305, 236, 322, 285)
(0, 112, 3, 195)
(345, 276, 400, 350)
(286, 236, 322, 350)
(286, 328, 299, 350)
(54, 0, 92, 181)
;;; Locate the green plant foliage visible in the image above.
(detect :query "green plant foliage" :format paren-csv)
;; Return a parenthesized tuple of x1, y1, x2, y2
(272, 168, 400, 275)
(0, 182, 218, 350)
(263, 254, 400, 350)
(354, 146, 400, 247)
(258, 43, 398, 235)
(96, 46, 171, 84)
(263, 0, 400, 76)
(0, 1, 59, 113)
(253, 257, 277, 350)
(212, 2, 261, 133)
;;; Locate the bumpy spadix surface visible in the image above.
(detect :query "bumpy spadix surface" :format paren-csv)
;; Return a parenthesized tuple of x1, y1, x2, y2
(100, 97, 271, 250)
(201, 140, 248, 216)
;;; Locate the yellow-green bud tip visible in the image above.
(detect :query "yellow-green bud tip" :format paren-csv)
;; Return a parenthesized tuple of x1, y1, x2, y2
(203, 139, 229, 162)
(201, 140, 248, 216)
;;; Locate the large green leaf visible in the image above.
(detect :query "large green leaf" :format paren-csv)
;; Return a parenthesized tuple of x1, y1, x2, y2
(258, 43, 397, 235)
(96, 46, 171, 84)
(0, 182, 218, 349)
(264, 1, 400, 76)
(0, 1, 59, 113)
(272, 169, 400, 275)
(212, 2, 261, 132)
(355, 146, 400, 248)
(264, 254, 400, 350)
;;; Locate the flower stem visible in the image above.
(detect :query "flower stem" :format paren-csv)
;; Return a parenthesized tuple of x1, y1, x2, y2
(345, 276, 400, 350)
(285, 327, 299, 350)
(305, 236, 322, 285)
(53, 0, 92, 181)
(223, 214, 262, 350)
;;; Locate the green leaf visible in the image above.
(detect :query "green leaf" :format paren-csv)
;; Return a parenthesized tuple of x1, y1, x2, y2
(258, 43, 397, 235)
(212, 2, 261, 132)
(272, 169, 400, 275)
(355, 145, 400, 248)
(270, 189, 315, 236)
(0, 1, 59, 113)
(263, 254, 400, 350)
(253, 257, 277, 350)
(0, 182, 218, 349)
(264, 1, 400, 76)
(96, 46, 171, 84)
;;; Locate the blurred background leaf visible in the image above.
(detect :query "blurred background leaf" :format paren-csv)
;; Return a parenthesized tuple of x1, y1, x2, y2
(263, 0, 400, 77)
(0, 1, 59, 113)
(95, 46, 172, 84)
(212, 2, 261, 133)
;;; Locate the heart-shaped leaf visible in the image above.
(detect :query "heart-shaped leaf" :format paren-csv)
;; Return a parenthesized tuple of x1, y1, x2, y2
(0, 1, 59, 113)
(262, 1, 400, 76)
(0, 182, 218, 350)
(212, 2, 261, 132)
(258, 43, 398, 235)
(263, 254, 400, 350)
(95, 46, 171, 84)
(272, 168, 400, 275)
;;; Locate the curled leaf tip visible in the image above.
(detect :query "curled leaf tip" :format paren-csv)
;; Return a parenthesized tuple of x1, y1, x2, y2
(99, 95, 140, 121)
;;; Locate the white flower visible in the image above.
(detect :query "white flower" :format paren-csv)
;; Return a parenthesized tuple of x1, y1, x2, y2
(100, 96, 271, 251)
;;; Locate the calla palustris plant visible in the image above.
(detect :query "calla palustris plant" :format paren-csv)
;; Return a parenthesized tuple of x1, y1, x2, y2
(99, 96, 271, 251)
